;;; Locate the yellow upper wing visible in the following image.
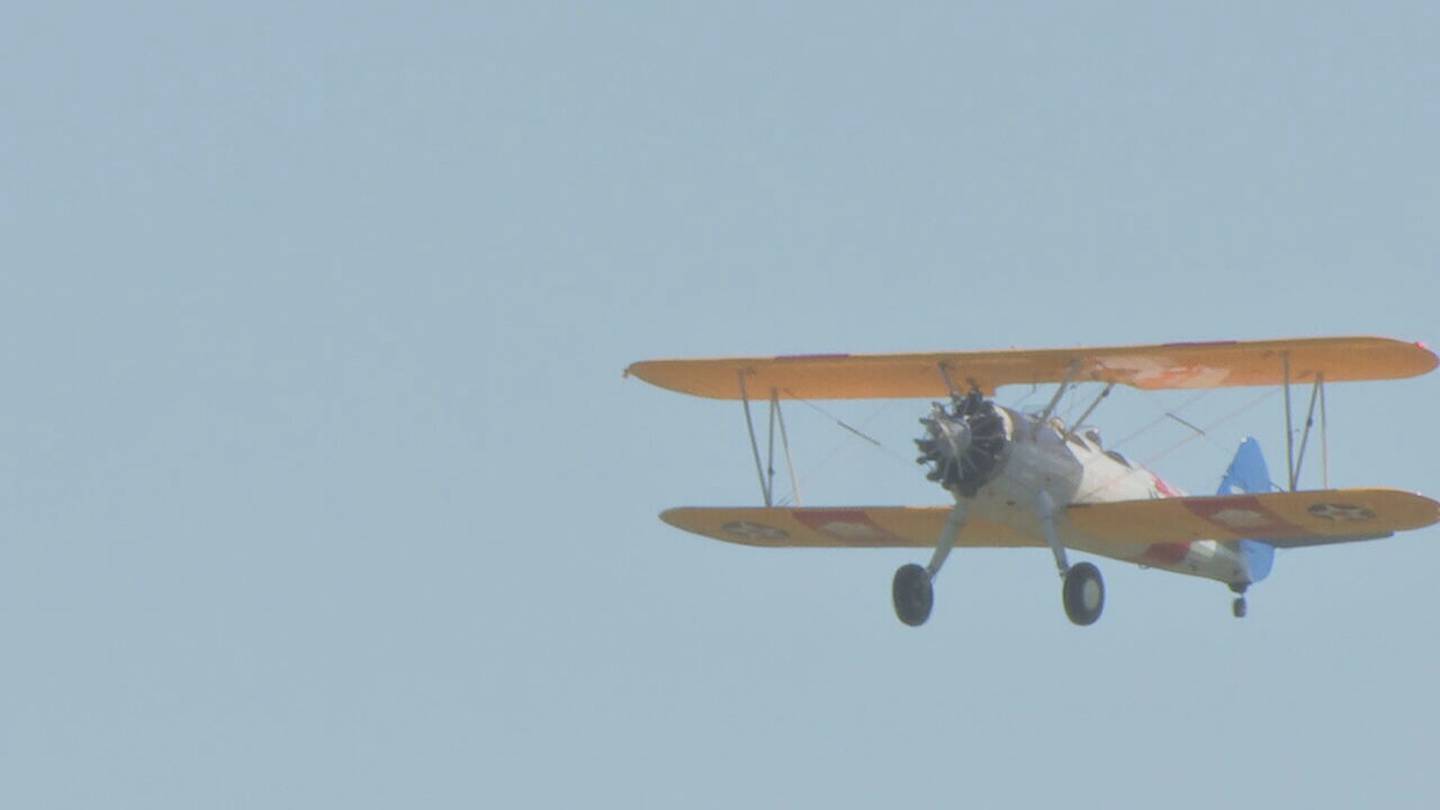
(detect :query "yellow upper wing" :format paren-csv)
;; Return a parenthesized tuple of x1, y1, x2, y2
(627, 336, 1436, 399)
(1064, 488, 1440, 547)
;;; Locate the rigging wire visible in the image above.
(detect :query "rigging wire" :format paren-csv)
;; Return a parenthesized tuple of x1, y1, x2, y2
(1112, 388, 1213, 450)
(771, 394, 915, 506)
(1062, 381, 1085, 421)
(1006, 383, 1040, 413)
(1140, 388, 1280, 468)
(771, 376, 1281, 506)
(1073, 387, 1279, 501)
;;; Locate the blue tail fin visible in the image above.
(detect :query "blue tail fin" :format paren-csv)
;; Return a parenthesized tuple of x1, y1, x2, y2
(1218, 437, 1276, 584)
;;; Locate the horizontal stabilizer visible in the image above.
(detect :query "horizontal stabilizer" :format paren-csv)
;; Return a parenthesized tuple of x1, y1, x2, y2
(628, 337, 1436, 399)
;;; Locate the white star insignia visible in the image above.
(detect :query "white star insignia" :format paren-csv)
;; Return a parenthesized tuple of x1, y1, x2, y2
(721, 520, 789, 541)
(1307, 503, 1376, 522)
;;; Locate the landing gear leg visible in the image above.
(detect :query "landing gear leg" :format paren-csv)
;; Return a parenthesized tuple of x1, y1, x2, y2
(1036, 490, 1070, 576)
(892, 501, 967, 627)
(1038, 490, 1105, 626)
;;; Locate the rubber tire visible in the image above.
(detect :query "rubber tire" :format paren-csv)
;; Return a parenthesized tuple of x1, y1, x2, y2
(892, 563, 934, 627)
(1062, 562, 1105, 626)
(1232, 598, 1247, 619)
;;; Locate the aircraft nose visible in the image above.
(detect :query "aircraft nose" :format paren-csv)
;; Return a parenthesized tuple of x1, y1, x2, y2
(915, 397, 1010, 497)
(934, 416, 973, 459)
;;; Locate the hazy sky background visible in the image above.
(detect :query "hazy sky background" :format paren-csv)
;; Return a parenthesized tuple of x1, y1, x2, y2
(3, 3, 1438, 807)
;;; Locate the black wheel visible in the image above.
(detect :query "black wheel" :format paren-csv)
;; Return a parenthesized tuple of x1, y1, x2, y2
(1232, 597, 1247, 619)
(892, 563, 933, 627)
(1062, 562, 1105, 626)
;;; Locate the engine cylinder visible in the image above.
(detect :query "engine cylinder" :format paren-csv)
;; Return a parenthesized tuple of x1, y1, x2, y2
(915, 391, 1011, 497)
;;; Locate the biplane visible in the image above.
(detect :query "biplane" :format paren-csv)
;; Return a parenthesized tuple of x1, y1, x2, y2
(626, 337, 1440, 626)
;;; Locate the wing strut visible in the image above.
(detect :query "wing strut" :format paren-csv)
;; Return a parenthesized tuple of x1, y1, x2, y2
(1281, 355, 1327, 492)
(738, 372, 772, 507)
(1065, 382, 1115, 442)
(936, 361, 965, 401)
(1283, 353, 1295, 490)
(1320, 378, 1329, 489)
(1292, 372, 1324, 491)
(766, 386, 778, 503)
(773, 389, 801, 506)
(737, 373, 802, 507)
(1032, 360, 1080, 438)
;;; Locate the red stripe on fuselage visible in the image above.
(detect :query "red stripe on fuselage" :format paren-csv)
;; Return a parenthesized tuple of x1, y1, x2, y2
(1152, 474, 1183, 498)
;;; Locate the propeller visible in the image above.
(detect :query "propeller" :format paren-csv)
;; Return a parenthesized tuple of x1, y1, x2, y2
(915, 390, 1010, 497)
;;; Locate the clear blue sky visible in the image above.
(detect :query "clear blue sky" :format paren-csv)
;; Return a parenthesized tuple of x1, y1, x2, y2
(3, 3, 1438, 807)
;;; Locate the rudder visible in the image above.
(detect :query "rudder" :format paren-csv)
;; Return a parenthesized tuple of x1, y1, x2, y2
(1218, 437, 1277, 583)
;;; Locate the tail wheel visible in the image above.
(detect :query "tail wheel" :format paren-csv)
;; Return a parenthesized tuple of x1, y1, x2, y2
(892, 563, 934, 627)
(1062, 562, 1105, 626)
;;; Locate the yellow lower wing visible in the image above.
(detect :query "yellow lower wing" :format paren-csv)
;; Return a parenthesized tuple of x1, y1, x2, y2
(1065, 488, 1439, 546)
(661, 506, 1043, 548)
(661, 490, 1439, 549)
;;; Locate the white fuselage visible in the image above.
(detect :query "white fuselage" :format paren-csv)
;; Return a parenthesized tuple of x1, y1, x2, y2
(964, 407, 1253, 586)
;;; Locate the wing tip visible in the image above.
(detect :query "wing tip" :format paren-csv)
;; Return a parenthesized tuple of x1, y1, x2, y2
(1413, 340, 1440, 375)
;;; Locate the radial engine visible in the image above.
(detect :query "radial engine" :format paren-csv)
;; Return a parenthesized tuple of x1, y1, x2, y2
(914, 390, 1012, 497)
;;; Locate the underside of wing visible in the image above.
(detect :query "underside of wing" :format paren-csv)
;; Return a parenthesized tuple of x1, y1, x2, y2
(627, 336, 1436, 399)
(661, 506, 1045, 548)
(1064, 488, 1440, 547)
